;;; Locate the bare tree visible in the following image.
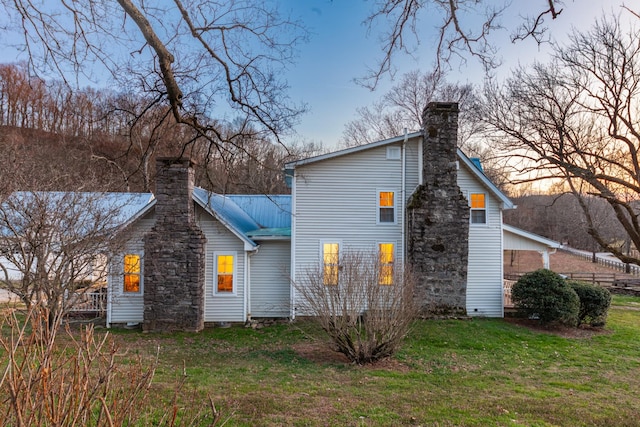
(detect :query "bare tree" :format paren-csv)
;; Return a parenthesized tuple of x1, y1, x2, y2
(294, 250, 418, 364)
(482, 14, 640, 265)
(342, 70, 480, 146)
(0, 191, 133, 331)
(361, 0, 565, 88)
(341, 69, 513, 188)
(1, 1, 308, 178)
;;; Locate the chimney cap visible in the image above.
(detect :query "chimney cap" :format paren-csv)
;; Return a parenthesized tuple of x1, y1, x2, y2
(156, 156, 197, 168)
(425, 102, 459, 113)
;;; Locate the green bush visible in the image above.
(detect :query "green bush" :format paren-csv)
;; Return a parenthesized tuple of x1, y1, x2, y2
(511, 269, 579, 326)
(568, 280, 611, 326)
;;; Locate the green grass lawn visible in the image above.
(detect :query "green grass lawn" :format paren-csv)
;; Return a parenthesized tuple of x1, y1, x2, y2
(4, 296, 640, 426)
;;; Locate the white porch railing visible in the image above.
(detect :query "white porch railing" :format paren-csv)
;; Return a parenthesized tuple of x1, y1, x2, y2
(65, 288, 107, 314)
(503, 280, 516, 308)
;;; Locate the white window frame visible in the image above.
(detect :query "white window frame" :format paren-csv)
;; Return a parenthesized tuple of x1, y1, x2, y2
(377, 189, 397, 225)
(469, 192, 488, 225)
(213, 251, 238, 296)
(386, 146, 401, 160)
(320, 240, 341, 286)
(121, 252, 143, 296)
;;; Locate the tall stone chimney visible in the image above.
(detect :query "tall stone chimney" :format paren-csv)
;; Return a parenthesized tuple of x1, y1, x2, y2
(143, 158, 207, 332)
(407, 102, 469, 316)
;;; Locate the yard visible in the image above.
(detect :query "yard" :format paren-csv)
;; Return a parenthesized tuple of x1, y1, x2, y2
(44, 295, 637, 426)
(2, 249, 640, 426)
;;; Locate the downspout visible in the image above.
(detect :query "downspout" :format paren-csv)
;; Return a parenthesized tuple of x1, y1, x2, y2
(106, 269, 112, 328)
(290, 169, 297, 320)
(418, 137, 423, 186)
(401, 128, 407, 266)
(245, 248, 258, 322)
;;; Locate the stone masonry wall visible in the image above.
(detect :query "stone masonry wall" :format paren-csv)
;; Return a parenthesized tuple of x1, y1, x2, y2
(143, 158, 207, 332)
(407, 102, 470, 315)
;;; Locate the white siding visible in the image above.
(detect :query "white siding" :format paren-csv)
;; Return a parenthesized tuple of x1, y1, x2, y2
(292, 138, 421, 310)
(250, 240, 291, 317)
(458, 164, 504, 317)
(198, 209, 247, 322)
(108, 212, 155, 325)
(291, 137, 507, 318)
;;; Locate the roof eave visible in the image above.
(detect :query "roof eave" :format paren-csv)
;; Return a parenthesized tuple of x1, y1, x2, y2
(285, 131, 422, 169)
(192, 192, 259, 250)
(456, 149, 515, 210)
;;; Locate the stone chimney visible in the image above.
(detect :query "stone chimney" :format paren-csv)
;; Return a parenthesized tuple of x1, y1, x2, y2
(407, 102, 469, 316)
(143, 158, 207, 332)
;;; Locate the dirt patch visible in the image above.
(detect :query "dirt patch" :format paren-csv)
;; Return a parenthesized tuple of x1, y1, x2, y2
(504, 317, 611, 339)
(291, 342, 411, 371)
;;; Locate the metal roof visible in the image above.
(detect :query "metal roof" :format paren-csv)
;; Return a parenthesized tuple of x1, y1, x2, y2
(192, 189, 292, 246)
(227, 195, 291, 229)
(3, 191, 154, 232)
(5, 190, 293, 247)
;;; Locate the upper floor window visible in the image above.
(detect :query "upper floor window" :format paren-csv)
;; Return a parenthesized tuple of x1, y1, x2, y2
(216, 253, 236, 294)
(378, 243, 395, 285)
(123, 254, 141, 293)
(386, 146, 401, 160)
(470, 193, 486, 224)
(323, 242, 339, 286)
(378, 191, 395, 224)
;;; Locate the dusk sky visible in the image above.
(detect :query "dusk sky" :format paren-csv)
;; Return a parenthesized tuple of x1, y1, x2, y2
(283, 0, 631, 147)
(0, 1, 632, 148)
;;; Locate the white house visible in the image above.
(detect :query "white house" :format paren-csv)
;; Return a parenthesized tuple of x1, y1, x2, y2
(1, 103, 562, 328)
(285, 102, 516, 318)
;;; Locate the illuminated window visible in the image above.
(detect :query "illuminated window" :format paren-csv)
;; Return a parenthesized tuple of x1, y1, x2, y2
(123, 254, 141, 293)
(216, 254, 235, 293)
(470, 193, 486, 224)
(379, 243, 394, 285)
(378, 191, 395, 223)
(323, 243, 339, 286)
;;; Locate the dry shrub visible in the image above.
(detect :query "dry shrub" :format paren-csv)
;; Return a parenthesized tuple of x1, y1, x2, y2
(294, 250, 418, 364)
(0, 307, 222, 426)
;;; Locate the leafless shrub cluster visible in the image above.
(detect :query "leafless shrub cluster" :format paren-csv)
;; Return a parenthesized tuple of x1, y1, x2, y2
(0, 307, 223, 426)
(294, 250, 418, 364)
(0, 191, 133, 332)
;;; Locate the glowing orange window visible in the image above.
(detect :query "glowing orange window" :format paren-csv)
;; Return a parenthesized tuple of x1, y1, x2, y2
(217, 255, 234, 293)
(323, 243, 339, 286)
(379, 243, 394, 285)
(470, 193, 486, 224)
(123, 254, 141, 293)
(379, 191, 395, 223)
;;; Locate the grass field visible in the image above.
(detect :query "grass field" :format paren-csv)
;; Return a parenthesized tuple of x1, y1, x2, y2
(84, 295, 640, 427)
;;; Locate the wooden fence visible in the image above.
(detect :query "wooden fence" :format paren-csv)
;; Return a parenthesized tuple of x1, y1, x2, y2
(559, 248, 640, 276)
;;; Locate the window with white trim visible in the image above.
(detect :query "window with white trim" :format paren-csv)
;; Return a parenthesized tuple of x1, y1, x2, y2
(123, 254, 142, 294)
(378, 190, 396, 224)
(378, 243, 394, 285)
(215, 253, 236, 294)
(470, 193, 487, 224)
(322, 242, 339, 286)
(386, 146, 401, 160)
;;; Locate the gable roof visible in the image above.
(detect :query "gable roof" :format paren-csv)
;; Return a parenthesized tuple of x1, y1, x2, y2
(285, 131, 515, 210)
(5, 190, 291, 251)
(2, 191, 155, 235)
(192, 189, 291, 247)
(503, 224, 561, 251)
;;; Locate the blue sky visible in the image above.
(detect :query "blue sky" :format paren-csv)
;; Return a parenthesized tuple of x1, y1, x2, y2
(0, 1, 632, 148)
(282, 0, 631, 147)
